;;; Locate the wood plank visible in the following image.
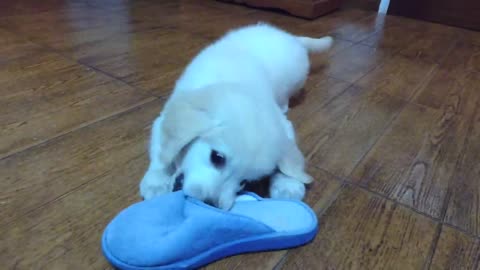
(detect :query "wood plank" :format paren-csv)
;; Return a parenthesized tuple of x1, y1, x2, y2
(297, 85, 405, 178)
(297, 9, 375, 37)
(202, 9, 360, 53)
(398, 32, 457, 64)
(0, 1, 74, 17)
(305, 38, 355, 73)
(0, 153, 146, 269)
(205, 167, 342, 270)
(363, 14, 459, 50)
(457, 28, 480, 47)
(430, 226, 480, 270)
(0, 99, 162, 230)
(0, 2, 179, 52)
(73, 29, 210, 96)
(440, 41, 480, 75)
(289, 74, 350, 121)
(0, 28, 42, 63)
(361, 24, 423, 54)
(146, 2, 264, 39)
(413, 69, 471, 111)
(281, 186, 438, 269)
(1, 153, 145, 270)
(184, 11, 307, 40)
(350, 103, 436, 191)
(444, 82, 480, 235)
(0, 49, 154, 158)
(325, 44, 388, 83)
(382, 14, 459, 37)
(329, 13, 386, 42)
(351, 89, 476, 218)
(356, 54, 437, 100)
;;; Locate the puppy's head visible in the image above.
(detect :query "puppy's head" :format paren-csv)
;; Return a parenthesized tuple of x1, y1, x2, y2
(158, 83, 294, 209)
(176, 135, 239, 210)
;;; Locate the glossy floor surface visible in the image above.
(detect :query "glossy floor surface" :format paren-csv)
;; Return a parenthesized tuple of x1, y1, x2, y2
(1, 1, 480, 269)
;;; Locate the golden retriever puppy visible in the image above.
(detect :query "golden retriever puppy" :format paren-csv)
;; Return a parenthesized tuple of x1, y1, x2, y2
(140, 23, 333, 209)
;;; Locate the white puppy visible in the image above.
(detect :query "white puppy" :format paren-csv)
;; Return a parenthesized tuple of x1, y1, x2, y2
(140, 23, 332, 209)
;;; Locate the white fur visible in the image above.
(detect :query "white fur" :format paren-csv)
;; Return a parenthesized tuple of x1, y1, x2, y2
(140, 23, 332, 209)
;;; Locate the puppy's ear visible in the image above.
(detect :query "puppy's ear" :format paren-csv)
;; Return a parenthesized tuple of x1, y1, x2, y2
(158, 92, 218, 167)
(278, 141, 312, 184)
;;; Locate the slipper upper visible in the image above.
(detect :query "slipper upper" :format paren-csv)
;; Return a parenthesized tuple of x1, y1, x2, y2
(103, 191, 275, 267)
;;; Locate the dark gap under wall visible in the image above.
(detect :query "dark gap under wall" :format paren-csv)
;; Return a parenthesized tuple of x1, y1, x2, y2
(388, 0, 480, 31)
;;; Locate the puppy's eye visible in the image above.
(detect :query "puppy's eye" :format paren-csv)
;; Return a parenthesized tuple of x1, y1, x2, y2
(210, 150, 226, 168)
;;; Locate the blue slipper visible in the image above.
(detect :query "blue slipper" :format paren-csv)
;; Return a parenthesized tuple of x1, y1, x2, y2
(102, 191, 318, 269)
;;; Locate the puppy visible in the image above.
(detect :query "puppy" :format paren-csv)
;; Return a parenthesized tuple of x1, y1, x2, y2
(140, 23, 332, 209)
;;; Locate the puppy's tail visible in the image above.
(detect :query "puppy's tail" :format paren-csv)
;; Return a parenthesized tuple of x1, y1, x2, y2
(297, 36, 333, 53)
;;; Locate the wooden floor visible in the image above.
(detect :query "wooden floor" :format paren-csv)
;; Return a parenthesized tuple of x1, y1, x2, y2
(1, 0, 480, 269)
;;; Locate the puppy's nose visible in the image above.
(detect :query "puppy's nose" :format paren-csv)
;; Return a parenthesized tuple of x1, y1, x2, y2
(173, 173, 184, 192)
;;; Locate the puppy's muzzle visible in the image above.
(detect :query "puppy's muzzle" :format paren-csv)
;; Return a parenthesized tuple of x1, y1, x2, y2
(173, 173, 184, 192)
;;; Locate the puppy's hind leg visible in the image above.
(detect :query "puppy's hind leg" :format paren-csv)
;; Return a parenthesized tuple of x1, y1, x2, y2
(270, 172, 306, 200)
(270, 117, 312, 200)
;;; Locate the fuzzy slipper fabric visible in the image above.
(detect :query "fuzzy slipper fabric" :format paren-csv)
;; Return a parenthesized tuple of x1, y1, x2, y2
(102, 191, 318, 269)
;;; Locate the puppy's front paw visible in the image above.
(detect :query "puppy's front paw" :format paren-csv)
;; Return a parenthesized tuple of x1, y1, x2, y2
(218, 194, 235, 210)
(139, 168, 172, 200)
(270, 173, 306, 200)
